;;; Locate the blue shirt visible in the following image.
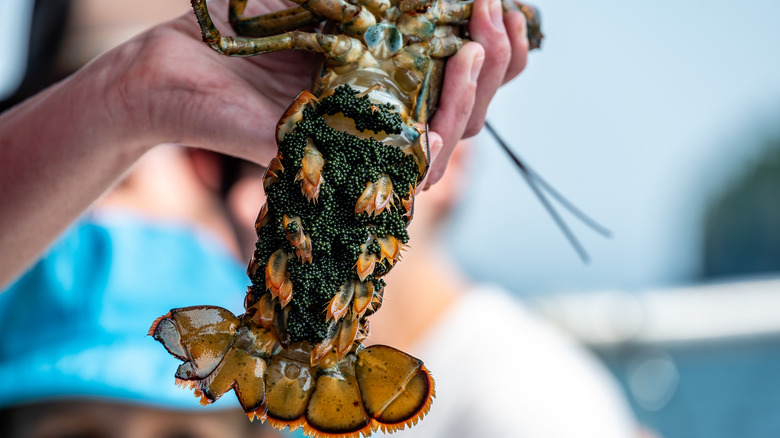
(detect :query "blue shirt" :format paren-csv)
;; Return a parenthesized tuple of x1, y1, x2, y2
(0, 212, 249, 410)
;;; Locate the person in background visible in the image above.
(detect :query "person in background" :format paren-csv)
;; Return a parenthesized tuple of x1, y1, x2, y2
(1, 2, 283, 436)
(367, 144, 644, 437)
(0, 145, 282, 438)
(0, 143, 644, 438)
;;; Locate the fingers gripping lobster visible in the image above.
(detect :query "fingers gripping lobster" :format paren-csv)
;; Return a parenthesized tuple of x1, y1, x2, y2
(149, 0, 542, 436)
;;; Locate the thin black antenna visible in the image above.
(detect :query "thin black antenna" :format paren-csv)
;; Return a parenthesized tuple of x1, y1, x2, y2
(511, 148, 612, 239)
(484, 121, 612, 263)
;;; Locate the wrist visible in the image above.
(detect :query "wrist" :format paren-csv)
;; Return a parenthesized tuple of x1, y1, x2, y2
(0, 47, 155, 286)
(84, 40, 160, 157)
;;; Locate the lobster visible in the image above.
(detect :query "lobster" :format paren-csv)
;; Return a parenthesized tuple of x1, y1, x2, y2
(149, 0, 542, 436)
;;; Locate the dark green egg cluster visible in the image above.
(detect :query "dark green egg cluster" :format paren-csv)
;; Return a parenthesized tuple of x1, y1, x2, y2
(248, 85, 421, 344)
(317, 86, 403, 135)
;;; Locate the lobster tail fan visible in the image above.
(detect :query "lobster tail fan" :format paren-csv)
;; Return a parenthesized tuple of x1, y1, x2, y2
(355, 345, 435, 432)
(149, 306, 240, 379)
(264, 345, 317, 427)
(304, 372, 374, 438)
(149, 306, 271, 411)
(197, 336, 269, 412)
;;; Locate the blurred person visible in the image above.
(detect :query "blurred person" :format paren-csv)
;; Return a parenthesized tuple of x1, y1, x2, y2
(366, 143, 642, 437)
(0, 0, 529, 288)
(0, 145, 280, 438)
(0, 142, 643, 438)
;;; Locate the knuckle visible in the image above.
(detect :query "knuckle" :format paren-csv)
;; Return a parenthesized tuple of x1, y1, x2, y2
(491, 40, 512, 64)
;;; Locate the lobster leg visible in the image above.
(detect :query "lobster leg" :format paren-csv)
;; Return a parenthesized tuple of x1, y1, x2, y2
(283, 0, 377, 33)
(512, 1, 543, 49)
(192, 0, 366, 62)
(398, 0, 543, 51)
(228, 0, 320, 38)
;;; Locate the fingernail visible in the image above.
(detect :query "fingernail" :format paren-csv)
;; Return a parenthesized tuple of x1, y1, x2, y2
(431, 140, 442, 163)
(470, 53, 485, 84)
(420, 139, 442, 192)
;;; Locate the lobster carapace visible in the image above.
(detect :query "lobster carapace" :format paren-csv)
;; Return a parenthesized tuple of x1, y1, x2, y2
(149, 0, 542, 436)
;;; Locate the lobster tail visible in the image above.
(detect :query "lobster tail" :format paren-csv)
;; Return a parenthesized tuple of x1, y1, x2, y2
(151, 310, 433, 437)
(150, 86, 435, 436)
(293, 345, 434, 437)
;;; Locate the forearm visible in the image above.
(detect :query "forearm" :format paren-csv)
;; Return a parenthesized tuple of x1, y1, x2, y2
(0, 55, 151, 288)
(0, 0, 531, 287)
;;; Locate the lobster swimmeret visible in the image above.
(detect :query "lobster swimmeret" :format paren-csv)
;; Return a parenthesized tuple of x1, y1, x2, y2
(149, 0, 542, 436)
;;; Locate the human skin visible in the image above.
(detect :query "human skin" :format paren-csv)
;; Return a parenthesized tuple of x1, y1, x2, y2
(0, 0, 528, 288)
(1, 400, 278, 438)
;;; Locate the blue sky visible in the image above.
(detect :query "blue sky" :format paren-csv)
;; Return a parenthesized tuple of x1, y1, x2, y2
(448, 0, 780, 295)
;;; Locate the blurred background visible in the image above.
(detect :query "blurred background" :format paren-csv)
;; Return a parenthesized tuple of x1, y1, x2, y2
(2, 0, 780, 437)
(447, 1, 780, 437)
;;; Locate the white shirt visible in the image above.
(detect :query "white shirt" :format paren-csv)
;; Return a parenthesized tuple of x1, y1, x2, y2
(386, 285, 638, 438)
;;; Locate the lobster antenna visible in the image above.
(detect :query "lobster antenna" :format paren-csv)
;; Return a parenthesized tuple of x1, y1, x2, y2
(484, 121, 612, 263)
(511, 149, 612, 238)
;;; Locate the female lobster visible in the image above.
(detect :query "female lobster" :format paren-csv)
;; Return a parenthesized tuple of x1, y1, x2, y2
(149, 0, 542, 436)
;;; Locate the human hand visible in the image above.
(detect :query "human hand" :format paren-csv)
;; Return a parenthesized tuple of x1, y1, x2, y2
(0, 0, 314, 288)
(424, 0, 532, 187)
(101, 0, 530, 174)
(103, 0, 319, 164)
(0, 0, 533, 287)
(105, 0, 531, 172)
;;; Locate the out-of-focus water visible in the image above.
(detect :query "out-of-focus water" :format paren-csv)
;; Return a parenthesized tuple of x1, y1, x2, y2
(599, 337, 780, 438)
